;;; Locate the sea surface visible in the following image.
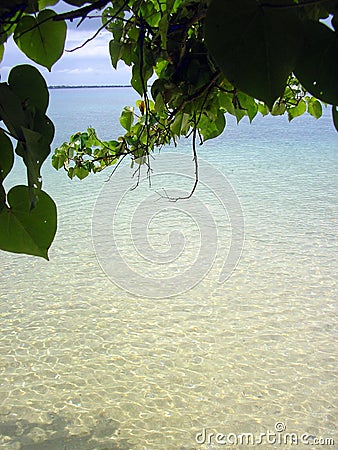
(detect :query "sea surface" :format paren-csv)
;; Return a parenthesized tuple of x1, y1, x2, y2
(0, 87, 337, 449)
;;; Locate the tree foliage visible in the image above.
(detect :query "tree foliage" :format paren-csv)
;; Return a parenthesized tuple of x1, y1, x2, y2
(0, 0, 337, 258)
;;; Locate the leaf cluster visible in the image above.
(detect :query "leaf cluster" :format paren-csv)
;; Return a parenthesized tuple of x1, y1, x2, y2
(55, 0, 337, 181)
(0, 0, 337, 257)
(0, 65, 56, 259)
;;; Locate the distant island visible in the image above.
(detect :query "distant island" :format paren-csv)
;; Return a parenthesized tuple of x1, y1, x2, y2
(48, 85, 132, 89)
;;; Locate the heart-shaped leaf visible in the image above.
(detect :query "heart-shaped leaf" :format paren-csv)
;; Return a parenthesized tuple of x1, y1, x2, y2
(0, 83, 27, 139)
(9, 64, 49, 112)
(294, 21, 338, 105)
(205, 0, 302, 109)
(0, 185, 57, 259)
(120, 106, 134, 131)
(14, 9, 67, 71)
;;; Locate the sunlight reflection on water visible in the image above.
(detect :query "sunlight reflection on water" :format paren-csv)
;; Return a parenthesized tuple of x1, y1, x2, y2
(0, 88, 336, 449)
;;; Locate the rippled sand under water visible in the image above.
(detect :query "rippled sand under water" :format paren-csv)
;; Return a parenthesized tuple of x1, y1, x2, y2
(0, 91, 337, 449)
(1, 192, 336, 449)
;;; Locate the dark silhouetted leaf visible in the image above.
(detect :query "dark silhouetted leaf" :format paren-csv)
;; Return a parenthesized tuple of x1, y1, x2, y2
(18, 126, 52, 189)
(205, 0, 302, 109)
(9, 64, 49, 112)
(0, 83, 26, 139)
(333, 105, 338, 132)
(0, 185, 57, 259)
(109, 40, 123, 69)
(294, 21, 338, 105)
(0, 130, 14, 181)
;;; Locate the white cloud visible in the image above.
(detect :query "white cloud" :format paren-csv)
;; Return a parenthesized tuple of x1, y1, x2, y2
(0, 22, 130, 86)
(64, 29, 110, 54)
(58, 67, 95, 74)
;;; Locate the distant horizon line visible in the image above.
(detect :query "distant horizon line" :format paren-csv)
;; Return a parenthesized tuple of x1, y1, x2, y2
(48, 84, 133, 89)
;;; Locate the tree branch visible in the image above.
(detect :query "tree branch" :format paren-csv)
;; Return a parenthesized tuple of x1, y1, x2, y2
(169, 69, 222, 119)
(158, 120, 199, 202)
(52, 0, 111, 22)
(65, 0, 129, 52)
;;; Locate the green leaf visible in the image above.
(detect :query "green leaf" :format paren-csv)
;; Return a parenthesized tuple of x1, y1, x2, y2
(109, 40, 122, 69)
(0, 185, 57, 259)
(14, 9, 67, 71)
(237, 92, 258, 122)
(205, 0, 302, 109)
(86, 128, 101, 147)
(288, 99, 306, 121)
(18, 127, 52, 189)
(9, 64, 49, 112)
(154, 92, 165, 114)
(233, 108, 246, 124)
(258, 102, 269, 116)
(171, 112, 190, 136)
(0, 130, 14, 182)
(120, 106, 134, 131)
(294, 21, 338, 105)
(199, 110, 225, 141)
(0, 44, 3, 62)
(128, 25, 140, 42)
(158, 13, 169, 49)
(74, 166, 89, 180)
(67, 167, 75, 179)
(121, 43, 133, 66)
(218, 91, 236, 115)
(131, 60, 153, 96)
(271, 102, 286, 116)
(307, 97, 322, 119)
(0, 83, 27, 139)
(38, 0, 59, 9)
(131, 63, 144, 96)
(52, 152, 67, 170)
(31, 110, 55, 144)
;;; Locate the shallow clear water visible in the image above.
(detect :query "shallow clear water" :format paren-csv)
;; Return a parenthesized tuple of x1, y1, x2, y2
(0, 88, 337, 449)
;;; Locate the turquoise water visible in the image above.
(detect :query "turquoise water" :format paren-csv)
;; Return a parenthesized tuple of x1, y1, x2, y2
(0, 88, 337, 449)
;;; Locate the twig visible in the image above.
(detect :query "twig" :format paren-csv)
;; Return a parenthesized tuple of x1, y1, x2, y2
(158, 122, 199, 202)
(66, 0, 129, 52)
(53, 0, 111, 22)
(169, 69, 221, 120)
(106, 154, 126, 182)
(130, 164, 142, 190)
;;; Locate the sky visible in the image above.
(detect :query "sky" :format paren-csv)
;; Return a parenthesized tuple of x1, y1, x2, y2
(0, 1, 132, 86)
